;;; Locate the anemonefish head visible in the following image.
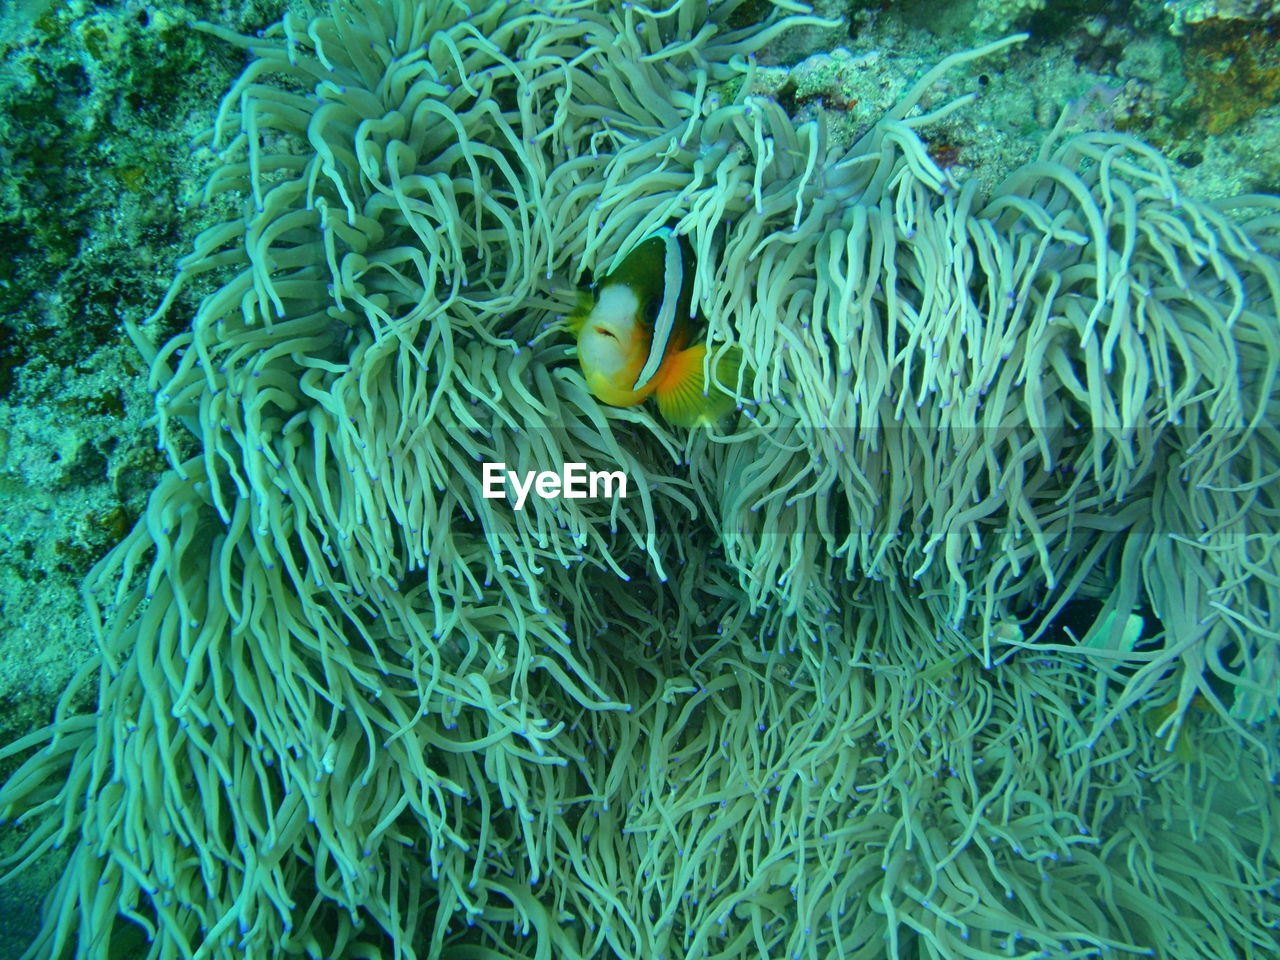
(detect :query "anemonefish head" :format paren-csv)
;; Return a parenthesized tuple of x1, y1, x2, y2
(575, 284, 652, 407)
(570, 229, 744, 427)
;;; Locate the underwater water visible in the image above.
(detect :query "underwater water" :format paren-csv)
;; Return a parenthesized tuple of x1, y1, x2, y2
(1, 0, 1279, 958)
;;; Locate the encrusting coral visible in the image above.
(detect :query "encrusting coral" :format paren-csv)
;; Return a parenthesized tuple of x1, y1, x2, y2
(2, 0, 1279, 958)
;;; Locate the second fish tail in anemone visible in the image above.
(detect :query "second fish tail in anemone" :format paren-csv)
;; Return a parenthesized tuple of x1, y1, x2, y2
(569, 228, 745, 428)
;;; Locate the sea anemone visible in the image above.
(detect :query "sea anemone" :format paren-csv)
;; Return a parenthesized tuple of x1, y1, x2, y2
(2, 1, 1278, 958)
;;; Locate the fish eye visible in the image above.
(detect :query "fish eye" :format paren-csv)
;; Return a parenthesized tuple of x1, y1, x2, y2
(643, 298, 660, 322)
(593, 326, 618, 341)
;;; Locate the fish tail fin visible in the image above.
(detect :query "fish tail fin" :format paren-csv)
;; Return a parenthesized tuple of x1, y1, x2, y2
(655, 345, 745, 427)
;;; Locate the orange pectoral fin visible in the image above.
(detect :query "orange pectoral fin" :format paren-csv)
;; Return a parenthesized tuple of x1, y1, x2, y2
(654, 345, 744, 427)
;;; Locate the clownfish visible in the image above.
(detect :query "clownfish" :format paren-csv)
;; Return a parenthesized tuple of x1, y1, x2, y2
(569, 229, 743, 427)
